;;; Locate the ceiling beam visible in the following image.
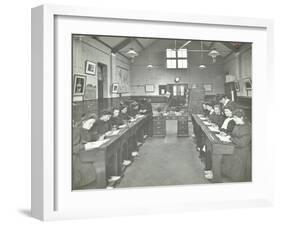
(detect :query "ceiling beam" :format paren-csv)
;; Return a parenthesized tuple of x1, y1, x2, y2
(93, 37, 113, 50)
(118, 52, 131, 61)
(112, 38, 133, 53)
(92, 36, 131, 61)
(135, 39, 144, 50)
(221, 42, 240, 52)
(208, 42, 215, 49)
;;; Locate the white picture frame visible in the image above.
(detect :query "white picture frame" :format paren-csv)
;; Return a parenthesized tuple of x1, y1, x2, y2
(145, 84, 154, 92)
(85, 60, 96, 75)
(112, 83, 119, 93)
(31, 4, 274, 221)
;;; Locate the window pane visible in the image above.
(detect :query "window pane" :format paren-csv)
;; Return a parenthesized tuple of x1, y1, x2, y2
(173, 85, 177, 96)
(178, 59, 188, 68)
(166, 49, 176, 58)
(177, 49, 187, 58)
(180, 85, 184, 96)
(167, 59, 177, 68)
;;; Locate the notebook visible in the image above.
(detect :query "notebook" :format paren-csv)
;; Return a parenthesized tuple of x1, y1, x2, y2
(84, 138, 110, 150)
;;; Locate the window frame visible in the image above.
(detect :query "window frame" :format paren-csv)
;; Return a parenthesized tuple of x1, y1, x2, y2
(166, 48, 188, 69)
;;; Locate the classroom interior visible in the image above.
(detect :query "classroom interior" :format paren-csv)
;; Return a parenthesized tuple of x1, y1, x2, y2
(72, 35, 252, 190)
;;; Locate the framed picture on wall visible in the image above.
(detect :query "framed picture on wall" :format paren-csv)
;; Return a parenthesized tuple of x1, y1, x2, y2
(73, 74, 86, 96)
(159, 85, 166, 95)
(244, 78, 252, 90)
(112, 83, 119, 93)
(145, 84, 154, 92)
(203, 83, 212, 92)
(85, 60, 96, 75)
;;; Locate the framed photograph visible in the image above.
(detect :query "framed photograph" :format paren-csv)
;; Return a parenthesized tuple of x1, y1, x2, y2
(203, 83, 212, 92)
(159, 85, 167, 95)
(244, 78, 252, 90)
(73, 74, 86, 96)
(112, 83, 119, 93)
(85, 60, 96, 75)
(31, 4, 273, 221)
(145, 84, 154, 92)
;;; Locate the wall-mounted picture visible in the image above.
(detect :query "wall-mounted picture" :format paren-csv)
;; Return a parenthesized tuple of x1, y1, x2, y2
(112, 83, 119, 93)
(159, 85, 167, 95)
(145, 84, 154, 92)
(244, 78, 252, 90)
(73, 74, 86, 96)
(203, 83, 212, 92)
(85, 60, 97, 75)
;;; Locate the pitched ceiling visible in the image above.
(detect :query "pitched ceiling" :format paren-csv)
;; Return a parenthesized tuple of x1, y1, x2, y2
(92, 36, 246, 60)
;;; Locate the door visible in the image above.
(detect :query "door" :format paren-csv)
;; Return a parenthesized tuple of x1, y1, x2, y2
(224, 82, 237, 102)
(97, 63, 104, 112)
(167, 84, 188, 107)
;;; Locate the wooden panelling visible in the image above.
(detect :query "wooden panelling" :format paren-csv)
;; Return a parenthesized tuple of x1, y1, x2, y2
(131, 95, 167, 103)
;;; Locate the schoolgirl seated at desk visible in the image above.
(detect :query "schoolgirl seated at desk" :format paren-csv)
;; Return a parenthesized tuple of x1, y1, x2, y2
(111, 107, 125, 128)
(220, 105, 236, 135)
(120, 105, 130, 121)
(209, 104, 225, 128)
(222, 108, 252, 182)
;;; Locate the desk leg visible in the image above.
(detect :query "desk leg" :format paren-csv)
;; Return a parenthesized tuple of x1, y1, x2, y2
(211, 154, 223, 183)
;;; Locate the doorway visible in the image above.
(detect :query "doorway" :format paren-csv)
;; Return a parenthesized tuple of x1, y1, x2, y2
(167, 83, 188, 107)
(97, 63, 108, 112)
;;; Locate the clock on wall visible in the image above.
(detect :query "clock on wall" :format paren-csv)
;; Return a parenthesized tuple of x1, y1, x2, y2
(175, 77, 180, 83)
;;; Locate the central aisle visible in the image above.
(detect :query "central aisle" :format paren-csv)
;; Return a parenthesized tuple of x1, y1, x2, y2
(117, 127, 209, 188)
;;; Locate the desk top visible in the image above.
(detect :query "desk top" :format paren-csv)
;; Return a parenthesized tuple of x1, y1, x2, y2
(84, 115, 149, 151)
(192, 114, 234, 147)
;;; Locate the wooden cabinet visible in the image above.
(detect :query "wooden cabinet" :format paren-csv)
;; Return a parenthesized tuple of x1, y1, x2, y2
(153, 116, 166, 137)
(177, 116, 189, 137)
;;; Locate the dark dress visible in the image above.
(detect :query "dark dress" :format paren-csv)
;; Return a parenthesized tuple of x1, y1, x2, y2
(128, 106, 138, 117)
(80, 122, 100, 143)
(221, 122, 252, 182)
(120, 112, 130, 121)
(95, 119, 112, 135)
(210, 114, 225, 128)
(220, 118, 236, 135)
(72, 124, 97, 189)
(111, 116, 125, 127)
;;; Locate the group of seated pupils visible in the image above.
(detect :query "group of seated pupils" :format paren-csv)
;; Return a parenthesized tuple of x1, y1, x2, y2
(72, 98, 153, 188)
(196, 95, 252, 182)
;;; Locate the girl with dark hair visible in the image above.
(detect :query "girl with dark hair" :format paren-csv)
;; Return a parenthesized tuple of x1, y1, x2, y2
(222, 109, 252, 182)
(220, 104, 236, 135)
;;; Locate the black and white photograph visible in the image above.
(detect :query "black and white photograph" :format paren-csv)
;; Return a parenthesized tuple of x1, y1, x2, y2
(85, 60, 97, 75)
(72, 35, 252, 190)
(73, 74, 86, 95)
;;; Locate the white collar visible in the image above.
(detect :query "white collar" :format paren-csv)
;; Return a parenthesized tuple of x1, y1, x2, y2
(224, 99, 230, 106)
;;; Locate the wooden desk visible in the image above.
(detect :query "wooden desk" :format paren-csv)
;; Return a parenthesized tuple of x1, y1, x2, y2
(78, 115, 149, 188)
(191, 114, 234, 182)
(153, 115, 189, 137)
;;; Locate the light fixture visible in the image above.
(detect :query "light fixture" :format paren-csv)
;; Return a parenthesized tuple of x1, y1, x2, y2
(147, 64, 153, 69)
(208, 49, 220, 63)
(199, 64, 206, 69)
(198, 41, 206, 70)
(127, 48, 138, 58)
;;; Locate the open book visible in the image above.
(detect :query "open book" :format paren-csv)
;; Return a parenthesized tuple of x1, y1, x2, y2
(208, 126, 220, 133)
(106, 130, 120, 137)
(84, 138, 110, 151)
(216, 134, 231, 143)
